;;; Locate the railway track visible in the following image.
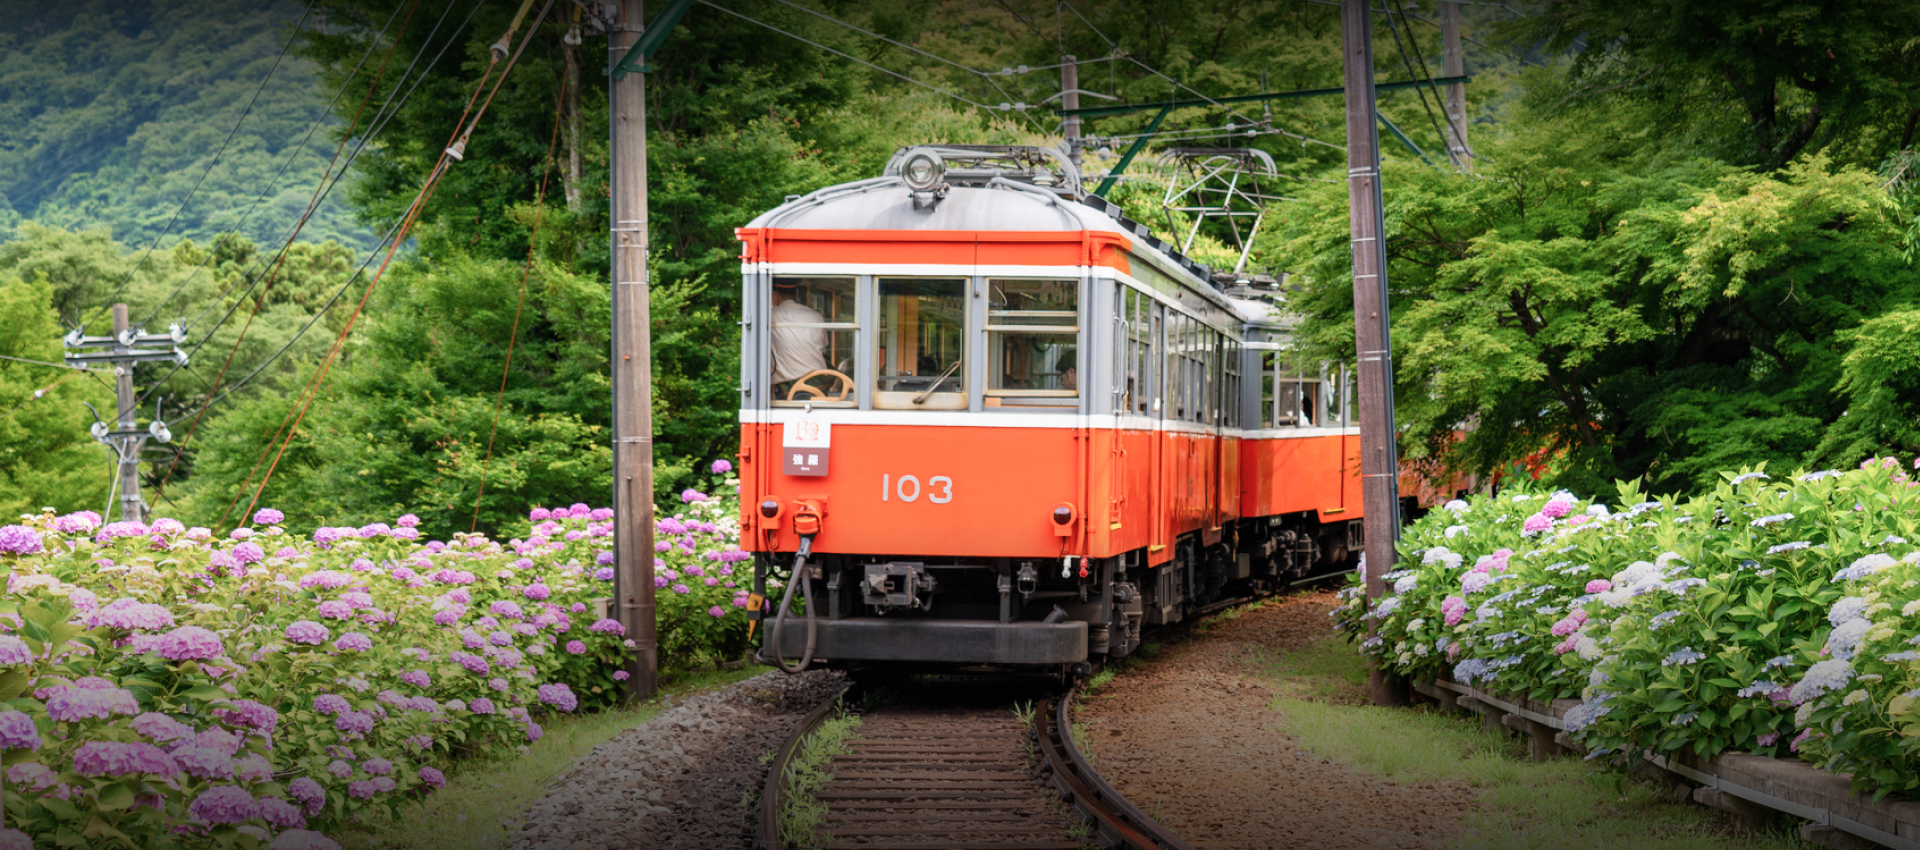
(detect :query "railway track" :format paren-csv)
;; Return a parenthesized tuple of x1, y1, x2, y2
(759, 676, 1193, 850)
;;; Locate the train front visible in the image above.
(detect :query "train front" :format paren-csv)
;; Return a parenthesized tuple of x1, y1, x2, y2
(733, 147, 1124, 675)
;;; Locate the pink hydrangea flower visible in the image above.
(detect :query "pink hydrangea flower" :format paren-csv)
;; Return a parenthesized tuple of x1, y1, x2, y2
(1585, 579, 1612, 594)
(72, 741, 176, 777)
(285, 620, 329, 645)
(1441, 596, 1468, 626)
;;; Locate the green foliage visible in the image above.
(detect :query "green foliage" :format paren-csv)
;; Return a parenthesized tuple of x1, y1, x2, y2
(1278, 92, 1920, 494)
(1511, 0, 1920, 170)
(0, 0, 372, 250)
(1340, 459, 1920, 797)
(778, 703, 860, 849)
(0, 274, 114, 516)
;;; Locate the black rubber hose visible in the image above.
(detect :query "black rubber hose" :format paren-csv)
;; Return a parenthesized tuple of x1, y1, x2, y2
(763, 540, 818, 674)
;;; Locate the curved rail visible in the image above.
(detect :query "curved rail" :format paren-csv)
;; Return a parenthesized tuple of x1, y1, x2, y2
(1033, 683, 1196, 850)
(757, 687, 845, 850)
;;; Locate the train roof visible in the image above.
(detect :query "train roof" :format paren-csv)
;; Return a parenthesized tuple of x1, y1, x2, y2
(746, 147, 1247, 312)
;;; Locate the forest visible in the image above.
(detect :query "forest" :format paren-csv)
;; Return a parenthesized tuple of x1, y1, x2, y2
(2, 0, 1918, 536)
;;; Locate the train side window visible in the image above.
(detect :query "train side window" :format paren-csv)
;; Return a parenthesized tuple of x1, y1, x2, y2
(1132, 291, 1151, 414)
(1169, 313, 1187, 421)
(984, 278, 1078, 409)
(1224, 338, 1240, 428)
(770, 276, 858, 408)
(1260, 351, 1278, 428)
(874, 278, 967, 409)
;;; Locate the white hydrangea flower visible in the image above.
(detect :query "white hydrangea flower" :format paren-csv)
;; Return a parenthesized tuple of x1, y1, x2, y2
(1445, 525, 1470, 539)
(1830, 597, 1870, 627)
(1842, 689, 1870, 707)
(1827, 618, 1871, 660)
(1901, 599, 1920, 617)
(1835, 554, 1897, 583)
(1394, 575, 1419, 594)
(1575, 637, 1603, 660)
(1790, 659, 1854, 704)
(1442, 499, 1470, 513)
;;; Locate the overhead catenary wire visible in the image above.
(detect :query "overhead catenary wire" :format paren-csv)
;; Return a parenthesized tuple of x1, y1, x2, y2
(77, 0, 323, 335)
(229, 0, 556, 529)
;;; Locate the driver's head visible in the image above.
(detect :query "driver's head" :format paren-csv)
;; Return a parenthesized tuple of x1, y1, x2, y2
(772, 281, 798, 303)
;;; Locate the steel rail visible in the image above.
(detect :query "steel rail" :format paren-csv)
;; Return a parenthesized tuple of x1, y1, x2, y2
(1034, 683, 1196, 850)
(757, 686, 845, 850)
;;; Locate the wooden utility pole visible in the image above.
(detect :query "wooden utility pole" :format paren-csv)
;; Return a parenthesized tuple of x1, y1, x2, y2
(1440, 2, 1471, 171)
(110, 305, 146, 524)
(563, 10, 584, 211)
(64, 305, 184, 523)
(1341, 0, 1404, 707)
(1061, 55, 1082, 172)
(611, 0, 658, 700)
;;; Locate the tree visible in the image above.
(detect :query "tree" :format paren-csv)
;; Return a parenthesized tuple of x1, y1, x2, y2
(1277, 86, 1920, 494)
(1511, 0, 1920, 170)
(0, 274, 115, 517)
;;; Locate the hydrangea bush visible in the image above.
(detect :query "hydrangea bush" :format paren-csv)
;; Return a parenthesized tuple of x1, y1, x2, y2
(1337, 458, 1920, 797)
(0, 473, 751, 848)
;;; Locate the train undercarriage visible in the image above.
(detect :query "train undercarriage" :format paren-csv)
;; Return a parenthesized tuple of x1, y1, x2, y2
(757, 507, 1408, 674)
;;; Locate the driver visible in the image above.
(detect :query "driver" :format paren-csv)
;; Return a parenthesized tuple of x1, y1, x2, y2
(771, 281, 830, 392)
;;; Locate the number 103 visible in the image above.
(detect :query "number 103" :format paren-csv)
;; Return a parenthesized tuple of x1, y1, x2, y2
(882, 474, 953, 504)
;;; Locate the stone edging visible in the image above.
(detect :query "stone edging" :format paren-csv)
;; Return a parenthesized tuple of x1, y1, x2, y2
(1412, 678, 1920, 850)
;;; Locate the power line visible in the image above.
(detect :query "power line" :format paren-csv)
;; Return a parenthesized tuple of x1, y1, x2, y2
(0, 353, 109, 373)
(231, 0, 555, 527)
(137, 0, 423, 330)
(153, 0, 492, 429)
(1380, 6, 1451, 164)
(695, 1, 1004, 114)
(1057, 0, 1343, 151)
(760, 0, 1050, 133)
(145, 0, 488, 412)
(473, 60, 569, 533)
(77, 0, 322, 334)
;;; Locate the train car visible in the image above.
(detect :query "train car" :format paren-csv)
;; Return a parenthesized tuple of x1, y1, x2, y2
(735, 145, 1411, 676)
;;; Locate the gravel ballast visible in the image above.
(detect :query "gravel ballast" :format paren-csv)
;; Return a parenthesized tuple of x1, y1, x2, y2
(1077, 592, 1477, 850)
(508, 668, 844, 850)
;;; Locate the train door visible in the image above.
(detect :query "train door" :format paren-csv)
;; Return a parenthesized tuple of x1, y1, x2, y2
(1107, 283, 1127, 531)
(1148, 302, 1168, 561)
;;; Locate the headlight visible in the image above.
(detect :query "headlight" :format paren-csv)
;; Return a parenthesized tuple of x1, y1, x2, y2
(901, 150, 945, 191)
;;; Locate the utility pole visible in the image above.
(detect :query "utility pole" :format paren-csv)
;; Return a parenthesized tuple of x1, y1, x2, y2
(1341, 0, 1404, 707)
(610, 0, 658, 700)
(1440, 2, 1471, 171)
(1061, 55, 1082, 172)
(63, 304, 184, 524)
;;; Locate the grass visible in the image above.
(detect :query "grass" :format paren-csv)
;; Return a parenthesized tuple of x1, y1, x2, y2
(777, 703, 862, 848)
(1259, 635, 1809, 850)
(344, 665, 767, 850)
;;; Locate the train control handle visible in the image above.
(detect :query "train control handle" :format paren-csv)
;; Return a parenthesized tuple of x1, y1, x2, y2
(762, 533, 819, 675)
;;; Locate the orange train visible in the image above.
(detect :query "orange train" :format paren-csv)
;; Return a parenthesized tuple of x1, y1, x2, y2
(737, 146, 1452, 673)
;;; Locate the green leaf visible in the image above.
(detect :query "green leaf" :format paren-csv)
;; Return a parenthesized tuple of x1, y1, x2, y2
(182, 685, 230, 702)
(95, 783, 136, 811)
